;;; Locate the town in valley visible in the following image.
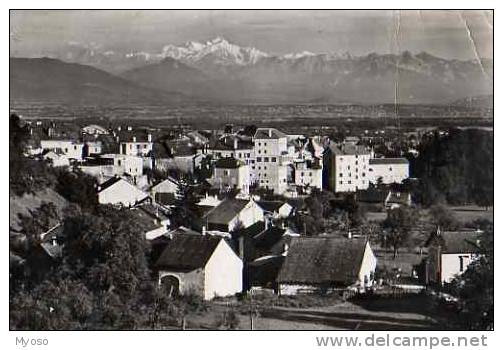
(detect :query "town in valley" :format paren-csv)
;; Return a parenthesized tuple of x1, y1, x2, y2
(9, 10, 493, 331)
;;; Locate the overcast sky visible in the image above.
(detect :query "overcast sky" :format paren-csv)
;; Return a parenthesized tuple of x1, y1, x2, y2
(10, 10, 493, 60)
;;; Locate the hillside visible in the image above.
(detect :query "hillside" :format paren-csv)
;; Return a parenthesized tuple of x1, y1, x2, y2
(10, 57, 186, 105)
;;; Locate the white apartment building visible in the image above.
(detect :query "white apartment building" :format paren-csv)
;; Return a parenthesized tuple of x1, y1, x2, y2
(40, 140, 84, 161)
(293, 159, 323, 190)
(207, 135, 254, 165)
(368, 158, 409, 184)
(252, 128, 289, 194)
(324, 142, 371, 193)
(116, 130, 153, 157)
(211, 158, 250, 194)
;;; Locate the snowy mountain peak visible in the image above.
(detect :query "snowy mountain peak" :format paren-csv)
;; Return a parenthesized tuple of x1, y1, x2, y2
(160, 36, 268, 66)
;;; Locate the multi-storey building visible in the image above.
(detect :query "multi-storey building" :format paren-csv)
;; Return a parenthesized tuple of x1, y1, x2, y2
(40, 139, 84, 161)
(323, 142, 371, 193)
(211, 157, 250, 194)
(252, 128, 289, 194)
(368, 158, 409, 184)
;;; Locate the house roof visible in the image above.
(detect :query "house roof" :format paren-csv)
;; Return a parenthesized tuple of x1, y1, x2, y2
(97, 176, 123, 192)
(204, 199, 251, 225)
(128, 207, 164, 232)
(277, 237, 369, 286)
(369, 158, 409, 165)
(425, 230, 482, 254)
(327, 143, 368, 156)
(357, 189, 387, 204)
(154, 234, 223, 271)
(254, 128, 287, 140)
(257, 201, 290, 213)
(215, 157, 245, 169)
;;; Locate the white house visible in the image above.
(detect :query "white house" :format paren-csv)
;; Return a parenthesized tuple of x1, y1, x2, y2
(116, 130, 153, 157)
(425, 229, 482, 284)
(368, 158, 409, 185)
(42, 150, 70, 167)
(323, 141, 371, 193)
(204, 198, 264, 233)
(155, 234, 243, 300)
(97, 177, 149, 206)
(276, 237, 377, 295)
(293, 158, 323, 191)
(150, 177, 179, 199)
(252, 128, 289, 194)
(211, 157, 250, 194)
(40, 140, 84, 161)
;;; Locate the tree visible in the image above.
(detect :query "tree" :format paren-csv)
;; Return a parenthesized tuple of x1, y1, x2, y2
(429, 204, 460, 230)
(446, 231, 493, 330)
(381, 207, 418, 258)
(55, 169, 98, 211)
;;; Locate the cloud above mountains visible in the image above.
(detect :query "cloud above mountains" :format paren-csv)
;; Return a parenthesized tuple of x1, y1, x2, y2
(10, 10, 492, 60)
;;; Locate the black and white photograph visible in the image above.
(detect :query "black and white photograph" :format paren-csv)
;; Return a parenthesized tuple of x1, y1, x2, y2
(8, 8, 494, 337)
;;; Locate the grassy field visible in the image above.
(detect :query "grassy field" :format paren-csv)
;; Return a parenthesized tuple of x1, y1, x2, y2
(183, 294, 450, 330)
(449, 205, 493, 224)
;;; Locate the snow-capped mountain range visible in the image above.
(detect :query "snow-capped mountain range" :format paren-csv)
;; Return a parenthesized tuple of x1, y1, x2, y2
(11, 36, 493, 104)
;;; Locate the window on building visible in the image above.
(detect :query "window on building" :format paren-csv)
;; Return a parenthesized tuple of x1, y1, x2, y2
(258, 150, 261, 154)
(271, 157, 277, 162)
(355, 155, 358, 158)
(348, 181, 351, 184)
(389, 167, 393, 171)
(339, 181, 343, 184)
(224, 170, 229, 176)
(264, 166, 267, 170)
(238, 153, 242, 158)
(301, 172, 304, 177)
(362, 172, 366, 177)
(264, 149, 267, 154)
(264, 157, 269, 162)
(258, 142, 261, 146)
(137, 145, 141, 150)
(118, 160, 122, 166)
(264, 142, 267, 146)
(339, 173, 343, 177)
(257, 157, 262, 162)
(459, 256, 464, 272)
(347, 165, 350, 170)
(355, 161, 358, 165)
(309, 172, 312, 176)
(247, 153, 251, 158)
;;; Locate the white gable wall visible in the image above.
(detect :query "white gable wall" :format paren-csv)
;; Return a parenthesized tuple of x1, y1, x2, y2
(357, 241, 378, 288)
(98, 180, 148, 206)
(204, 240, 243, 300)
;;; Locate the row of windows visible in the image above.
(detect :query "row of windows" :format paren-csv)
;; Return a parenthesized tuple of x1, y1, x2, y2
(256, 157, 277, 163)
(339, 180, 366, 185)
(339, 172, 366, 178)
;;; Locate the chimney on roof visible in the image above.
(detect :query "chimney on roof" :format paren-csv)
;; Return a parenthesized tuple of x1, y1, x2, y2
(148, 134, 152, 142)
(202, 225, 207, 236)
(282, 242, 289, 256)
(268, 129, 272, 137)
(127, 126, 132, 131)
(233, 137, 238, 150)
(347, 230, 352, 239)
(133, 136, 137, 143)
(117, 126, 121, 131)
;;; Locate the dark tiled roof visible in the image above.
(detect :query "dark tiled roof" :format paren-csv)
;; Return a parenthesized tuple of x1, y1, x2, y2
(97, 176, 123, 192)
(277, 237, 368, 286)
(357, 189, 387, 204)
(327, 143, 368, 156)
(129, 208, 164, 232)
(425, 230, 482, 254)
(154, 234, 223, 271)
(254, 128, 287, 140)
(257, 201, 289, 213)
(204, 199, 251, 225)
(215, 157, 244, 169)
(369, 158, 409, 165)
